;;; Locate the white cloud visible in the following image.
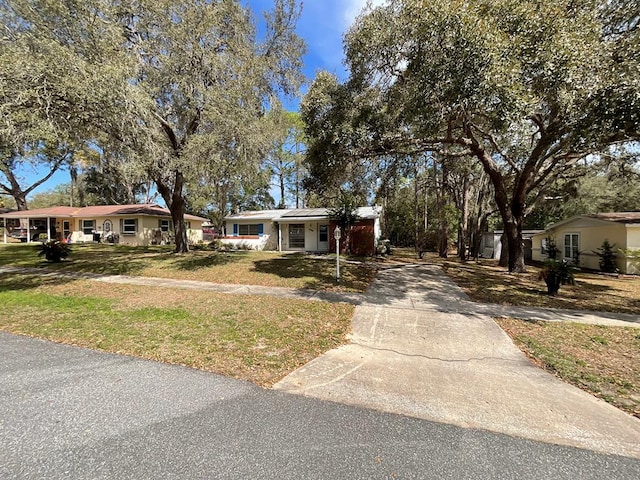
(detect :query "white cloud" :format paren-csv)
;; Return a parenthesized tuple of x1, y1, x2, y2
(342, 0, 387, 28)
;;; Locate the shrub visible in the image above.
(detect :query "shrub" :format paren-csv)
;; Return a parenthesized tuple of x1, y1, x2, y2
(594, 239, 618, 273)
(538, 259, 575, 296)
(37, 240, 71, 263)
(544, 236, 559, 260)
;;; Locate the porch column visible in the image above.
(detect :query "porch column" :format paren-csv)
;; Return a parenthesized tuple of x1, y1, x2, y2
(2, 216, 6, 244)
(46, 217, 51, 241)
(278, 222, 282, 252)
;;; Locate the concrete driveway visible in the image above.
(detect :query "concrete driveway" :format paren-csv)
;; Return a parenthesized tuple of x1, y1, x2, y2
(274, 264, 640, 459)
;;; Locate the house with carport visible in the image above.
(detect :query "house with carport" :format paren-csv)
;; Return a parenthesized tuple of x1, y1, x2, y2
(223, 207, 382, 255)
(1, 204, 208, 246)
(531, 212, 640, 274)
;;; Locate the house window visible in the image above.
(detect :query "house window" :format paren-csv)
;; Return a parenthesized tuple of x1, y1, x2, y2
(319, 224, 328, 243)
(239, 224, 260, 236)
(541, 238, 548, 255)
(122, 219, 138, 235)
(159, 219, 171, 232)
(82, 220, 95, 235)
(563, 233, 579, 261)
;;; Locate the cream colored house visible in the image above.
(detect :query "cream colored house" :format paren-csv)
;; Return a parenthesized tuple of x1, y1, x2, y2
(1, 204, 207, 246)
(531, 212, 640, 274)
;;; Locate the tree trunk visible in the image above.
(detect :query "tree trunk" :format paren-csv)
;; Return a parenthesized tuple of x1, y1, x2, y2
(171, 173, 189, 254)
(278, 159, 286, 208)
(504, 217, 525, 273)
(14, 192, 28, 211)
(155, 171, 189, 254)
(464, 131, 530, 273)
(457, 175, 470, 261)
(499, 231, 509, 267)
(171, 197, 188, 253)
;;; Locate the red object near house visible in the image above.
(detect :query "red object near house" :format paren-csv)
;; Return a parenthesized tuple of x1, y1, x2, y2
(329, 219, 376, 256)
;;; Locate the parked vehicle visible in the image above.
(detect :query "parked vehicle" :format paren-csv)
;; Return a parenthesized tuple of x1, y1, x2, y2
(9, 226, 56, 242)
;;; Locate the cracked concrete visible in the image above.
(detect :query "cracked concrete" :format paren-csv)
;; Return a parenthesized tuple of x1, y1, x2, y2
(274, 264, 640, 459)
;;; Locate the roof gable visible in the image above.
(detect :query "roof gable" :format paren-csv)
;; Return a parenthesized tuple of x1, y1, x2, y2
(545, 212, 640, 231)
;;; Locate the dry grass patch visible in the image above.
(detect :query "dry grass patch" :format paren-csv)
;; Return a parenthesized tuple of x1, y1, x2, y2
(497, 318, 640, 417)
(413, 253, 640, 315)
(0, 274, 354, 387)
(0, 244, 377, 292)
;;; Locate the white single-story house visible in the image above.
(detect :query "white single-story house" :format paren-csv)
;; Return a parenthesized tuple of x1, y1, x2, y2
(1, 204, 208, 246)
(531, 212, 640, 274)
(223, 207, 383, 255)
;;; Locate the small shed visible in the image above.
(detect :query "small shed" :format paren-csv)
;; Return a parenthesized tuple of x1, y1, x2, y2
(481, 230, 543, 261)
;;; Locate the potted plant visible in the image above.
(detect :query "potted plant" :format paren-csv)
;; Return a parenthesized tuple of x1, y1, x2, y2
(37, 240, 71, 263)
(538, 259, 575, 296)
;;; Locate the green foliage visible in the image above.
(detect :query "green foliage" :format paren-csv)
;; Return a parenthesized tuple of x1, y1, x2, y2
(328, 192, 362, 254)
(36, 240, 71, 263)
(545, 237, 559, 260)
(2, 0, 305, 251)
(302, 0, 639, 273)
(594, 240, 618, 273)
(538, 260, 576, 296)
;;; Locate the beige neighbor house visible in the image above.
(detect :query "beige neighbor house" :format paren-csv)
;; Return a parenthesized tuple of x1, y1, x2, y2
(531, 212, 640, 274)
(223, 207, 383, 255)
(1, 204, 207, 246)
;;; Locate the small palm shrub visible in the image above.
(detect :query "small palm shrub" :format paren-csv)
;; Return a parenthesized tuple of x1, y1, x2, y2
(538, 259, 575, 296)
(37, 240, 71, 263)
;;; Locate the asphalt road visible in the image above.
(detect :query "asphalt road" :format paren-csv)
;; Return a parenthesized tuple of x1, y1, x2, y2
(1, 332, 639, 479)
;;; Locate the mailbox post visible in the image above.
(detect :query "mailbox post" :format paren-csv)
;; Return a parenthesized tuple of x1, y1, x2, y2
(334, 226, 341, 282)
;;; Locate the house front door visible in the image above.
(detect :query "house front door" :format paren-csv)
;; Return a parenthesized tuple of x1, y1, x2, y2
(288, 224, 305, 250)
(318, 224, 329, 252)
(62, 221, 70, 241)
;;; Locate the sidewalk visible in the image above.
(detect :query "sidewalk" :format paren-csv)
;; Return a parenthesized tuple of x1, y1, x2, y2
(274, 264, 640, 459)
(1, 265, 638, 328)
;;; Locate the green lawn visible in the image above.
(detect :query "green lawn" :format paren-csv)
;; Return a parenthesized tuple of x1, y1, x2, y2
(0, 243, 377, 292)
(0, 273, 354, 386)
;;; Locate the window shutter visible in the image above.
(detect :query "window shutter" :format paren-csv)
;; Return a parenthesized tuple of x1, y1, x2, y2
(258, 223, 264, 236)
(233, 223, 238, 236)
(120, 219, 123, 232)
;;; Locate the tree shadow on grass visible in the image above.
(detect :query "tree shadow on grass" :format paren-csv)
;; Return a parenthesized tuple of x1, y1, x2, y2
(251, 254, 334, 289)
(0, 272, 69, 293)
(170, 251, 249, 271)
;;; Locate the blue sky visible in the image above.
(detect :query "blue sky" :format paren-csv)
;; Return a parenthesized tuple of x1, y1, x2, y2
(6, 0, 380, 201)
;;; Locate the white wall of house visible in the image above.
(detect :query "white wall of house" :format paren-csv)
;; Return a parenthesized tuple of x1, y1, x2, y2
(223, 220, 277, 250)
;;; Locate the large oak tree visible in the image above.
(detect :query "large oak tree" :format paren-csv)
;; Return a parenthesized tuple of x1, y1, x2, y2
(302, 0, 639, 272)
(2, 0, 304, 252)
